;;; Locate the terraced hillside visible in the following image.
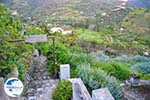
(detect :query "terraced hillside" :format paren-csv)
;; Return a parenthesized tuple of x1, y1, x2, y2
(1, 4, 150, 100)
(128, 0, 150, 8)
(0, 0, 150, 55)
(0, 0, 125, 22)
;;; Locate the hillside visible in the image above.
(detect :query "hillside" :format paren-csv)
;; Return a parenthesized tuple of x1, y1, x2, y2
(1, 0, 149, 55)
(128, 0, 150, 8)
(0, 2, 150, 100)
(0, 0, 125, 22)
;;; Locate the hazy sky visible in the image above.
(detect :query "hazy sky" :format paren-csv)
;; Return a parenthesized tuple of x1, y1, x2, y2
(120, 0, 128, 2)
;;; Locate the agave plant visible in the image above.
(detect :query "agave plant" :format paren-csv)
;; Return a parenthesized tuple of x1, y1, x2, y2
(78, 64, 122, 100)
(91, 51, 110, 63)
(131, 62, 150, 74)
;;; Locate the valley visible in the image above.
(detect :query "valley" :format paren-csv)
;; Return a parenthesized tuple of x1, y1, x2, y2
(0, 0, 150, 100)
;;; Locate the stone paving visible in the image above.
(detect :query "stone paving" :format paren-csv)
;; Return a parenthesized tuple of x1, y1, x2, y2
(22, 56, 58, 100)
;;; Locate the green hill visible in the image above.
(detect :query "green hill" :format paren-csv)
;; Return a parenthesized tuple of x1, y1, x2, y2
(0, 0, 150, 55)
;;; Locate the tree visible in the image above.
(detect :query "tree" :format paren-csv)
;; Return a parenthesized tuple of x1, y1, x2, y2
(0, 5, 33, 80)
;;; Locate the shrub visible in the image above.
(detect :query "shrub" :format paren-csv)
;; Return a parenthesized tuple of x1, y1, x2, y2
(0, 5, 33, 80)
(37, 40, 90, 78)
(92, 62, 131, 80)
(78, 64, 122, 100)
(68, 52, 92, 67)
(91, 51, 109, 63)
(52, 80, 72, 100)
(37, 41, 69, 76)
(129, 55, 150, 62)
(113, 55, 150, 63)
(112, 55, 129, 62)
(109, 62, 131, 80)
(68, 51, 92, 77)
(25, 26, 45, 35)
(140, 74, 150, 80)
(131, 62, 150, 74)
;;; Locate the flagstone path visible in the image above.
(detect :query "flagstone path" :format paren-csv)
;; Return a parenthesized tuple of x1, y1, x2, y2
(22, 56, 58, 100)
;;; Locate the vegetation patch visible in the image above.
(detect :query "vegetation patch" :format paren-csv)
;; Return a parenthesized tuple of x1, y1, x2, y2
(37, 40, 69, 77)
(131, 62, 150, 74)
(0, 5, 33, 82)
(78, 64, 122, 100)
(52, 80, 72, 100)
(92, 61, 131, 80)
(74, 28, 104, 44)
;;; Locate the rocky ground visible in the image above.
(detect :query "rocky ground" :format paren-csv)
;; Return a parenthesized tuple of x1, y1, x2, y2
(22, 56, 58, 100)
(122, 86, 150, 100)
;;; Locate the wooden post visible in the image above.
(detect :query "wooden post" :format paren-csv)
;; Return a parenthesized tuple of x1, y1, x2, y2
(48, 36, 57, 78)
(52, 37, 57, 78)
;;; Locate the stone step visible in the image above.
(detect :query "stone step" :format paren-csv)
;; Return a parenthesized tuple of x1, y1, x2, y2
(22, 55, 57, 100)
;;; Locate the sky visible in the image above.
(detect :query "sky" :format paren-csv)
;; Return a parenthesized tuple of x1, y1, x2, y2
(120, 0, 128, 2)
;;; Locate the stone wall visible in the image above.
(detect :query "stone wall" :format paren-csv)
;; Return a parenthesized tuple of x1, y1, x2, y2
(23, 56, 35, 92)
(92, 88, 115, 100)
(71, 78, 115, 100)
(62, 65, 115, 100)
(0, 78, 10, 100)
(72, 78, 92, 100)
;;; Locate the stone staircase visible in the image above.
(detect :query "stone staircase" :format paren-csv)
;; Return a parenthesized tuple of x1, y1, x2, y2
(22, 56, 58, 100)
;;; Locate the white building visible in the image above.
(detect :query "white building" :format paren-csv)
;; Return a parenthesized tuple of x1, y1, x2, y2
(12, 11, 18, 16)
(51, 27, 73, 35)
(50, 27, 64, 34)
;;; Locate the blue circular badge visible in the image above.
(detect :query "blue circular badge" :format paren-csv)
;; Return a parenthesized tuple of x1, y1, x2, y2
(4, 77, 24, 97)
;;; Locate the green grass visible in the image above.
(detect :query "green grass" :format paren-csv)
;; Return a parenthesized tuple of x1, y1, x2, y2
(74, 28, 104, 44)
(73, 26, 150, 55)
(92, 61, 131, 80)
(121, 7, 148, 33)
(130, 8, 145, 15)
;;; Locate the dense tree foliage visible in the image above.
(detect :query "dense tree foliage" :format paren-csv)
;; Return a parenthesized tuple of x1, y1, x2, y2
(0, 5, 33, 81)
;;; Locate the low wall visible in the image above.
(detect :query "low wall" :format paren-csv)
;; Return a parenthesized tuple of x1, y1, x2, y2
(92, 88, 115, 100)
(71, 78, 115, 100)
(72, 78, 92, 100)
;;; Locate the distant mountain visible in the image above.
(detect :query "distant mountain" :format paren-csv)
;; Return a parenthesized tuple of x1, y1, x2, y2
(0, 0, 125, 22)
(128, 0, 150, 8)
(0, 0, 149, 34)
